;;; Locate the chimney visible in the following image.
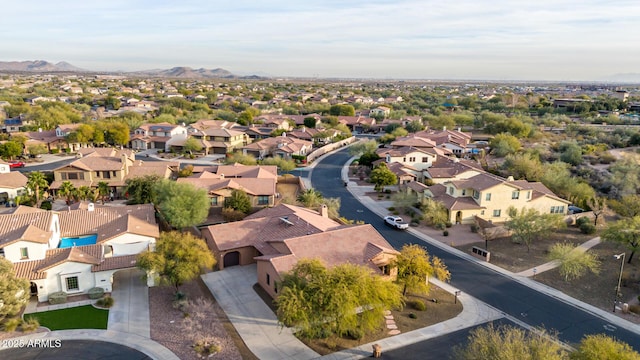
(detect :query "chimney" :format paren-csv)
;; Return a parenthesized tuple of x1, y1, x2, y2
(88, 203, 95, 212)
(320, 204, 328, 218)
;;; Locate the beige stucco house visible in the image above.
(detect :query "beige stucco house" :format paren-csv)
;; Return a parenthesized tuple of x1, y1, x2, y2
(2, 204, 159, 302)
(201, 204, 399, 298)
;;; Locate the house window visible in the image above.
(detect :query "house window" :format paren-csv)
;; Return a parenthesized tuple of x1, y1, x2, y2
(61, 173, 67, 180)
(512, 191, 520, 200)
(20, 247, 29, 259)
(493, 209, 501, 217)
(103, 171, 111, 179)
(485, 193, 491, 201)
(68, 173, 78, 180)
(95, 171, 100, 177)
(257, 196, 269, 205)
(0, 248, 5, 257)
(112, 171, 116, 177)
(65, 276, 79, 292)
(550, 206, 565, 214)
(462, 189, 466, 196)
(422, 157, 429, 163)
(409, 157, 416, 162)
(527, 191, 531, 199)
(473, 190, 479, 200)
(379, 265, 390, 275)
(448, 187, 454, 195)
(266, 273, 270, 285)
(481, 210, 485, 215)
(210, 197, 218, 206)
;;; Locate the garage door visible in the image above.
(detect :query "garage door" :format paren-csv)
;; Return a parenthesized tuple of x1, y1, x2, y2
(223, 251, 240, 267)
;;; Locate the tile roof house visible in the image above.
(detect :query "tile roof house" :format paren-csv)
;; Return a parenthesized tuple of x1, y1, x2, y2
(170, 128, 250, 155)
(202, 204, 399, 298)
(426, 172, 571, 224)
(177, 164, 278, 208)
(50, 148, 177, 197)
(130, 122, 187, 151)
(242, 135, 312, 160)
(423, 157, 485, 184)
(413, 129, 472, 156)
(0, 171, 28, 205)
(1, 203, 158, 302)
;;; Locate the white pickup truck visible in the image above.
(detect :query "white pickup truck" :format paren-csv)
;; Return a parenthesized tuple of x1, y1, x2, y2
(384, 216, 409, 230)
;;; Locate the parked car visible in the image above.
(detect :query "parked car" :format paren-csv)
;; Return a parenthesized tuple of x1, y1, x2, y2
(384, 215, 409, 230)
(8, 161, 25, 168)
(568, 205, 584, 214)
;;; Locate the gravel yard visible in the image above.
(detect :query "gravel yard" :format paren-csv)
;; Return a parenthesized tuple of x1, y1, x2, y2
(149, 279, 246, 360)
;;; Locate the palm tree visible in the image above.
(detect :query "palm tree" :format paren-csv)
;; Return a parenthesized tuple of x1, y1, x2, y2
(26, 171, 49, 208)
(97, 182, 110, 203)
(74, 186, 93, 201)
(57, 181, 76, 205)
(296, 188, 324, 208)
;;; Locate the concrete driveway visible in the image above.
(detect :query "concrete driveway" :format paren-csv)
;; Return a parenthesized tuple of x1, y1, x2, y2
(108, 268, 150, 338)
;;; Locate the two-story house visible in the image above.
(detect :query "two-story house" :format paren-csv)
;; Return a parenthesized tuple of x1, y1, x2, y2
(2, 204, 159, 302)
(50, 148, 176, 197)
(129, 122, 187, 151)
(426, 172, 571, 224)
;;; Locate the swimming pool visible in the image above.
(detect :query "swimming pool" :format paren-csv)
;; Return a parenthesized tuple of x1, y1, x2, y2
(59, 234, 98, 248)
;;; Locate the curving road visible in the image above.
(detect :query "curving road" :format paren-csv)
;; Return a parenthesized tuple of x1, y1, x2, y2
(310, 148, 640, 350)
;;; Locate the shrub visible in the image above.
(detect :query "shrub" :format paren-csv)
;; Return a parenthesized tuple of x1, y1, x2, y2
(88, 287, 105, 299)
(445, 221, 452, 228)
(96, 296, 114, 308)
(346, 328, 364, 340)
(408, 313, 417, 319)
(579, 222, 596, 234)
(50, 149, 60, 154)
(2, 317, 22, 332)
(221, 207, 246, 222)
(40, 201, 52, 210)
(49, 291, 68, 305)
(387, 206, 395, 211)
(435, 222, 446, 230)
(470, 224, 479, 233)
(443, 230, 449, 236)
(193, 338, 221, 356)
(392, 210, 399, 215)
(385, 189, 392, 194)
(412, 300, 427, 311)
(576, 216, 591, 227)
(21, 317, 40, 332)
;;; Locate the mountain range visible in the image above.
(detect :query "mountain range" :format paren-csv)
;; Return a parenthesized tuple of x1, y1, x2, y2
(0, 60, 252, 79)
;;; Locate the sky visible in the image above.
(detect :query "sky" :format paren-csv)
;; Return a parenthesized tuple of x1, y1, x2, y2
(2, 0, 639, 81)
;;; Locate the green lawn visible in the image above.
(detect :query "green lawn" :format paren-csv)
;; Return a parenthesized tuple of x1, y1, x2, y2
(24, 305, 108, 330)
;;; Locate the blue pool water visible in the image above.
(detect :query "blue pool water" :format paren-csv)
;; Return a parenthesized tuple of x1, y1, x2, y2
(59, 234, 98, 248)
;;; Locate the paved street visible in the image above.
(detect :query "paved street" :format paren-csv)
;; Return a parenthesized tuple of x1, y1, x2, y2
(311, 148, 640, 351)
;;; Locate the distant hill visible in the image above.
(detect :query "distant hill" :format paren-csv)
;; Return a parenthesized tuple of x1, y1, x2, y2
(0, 60, 265, 79)
(0, 60, 86, 72)
(131, 66, 237, 79)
